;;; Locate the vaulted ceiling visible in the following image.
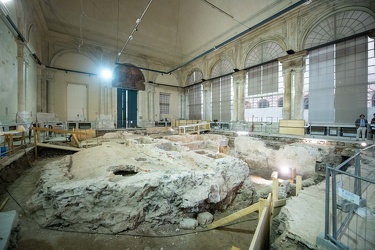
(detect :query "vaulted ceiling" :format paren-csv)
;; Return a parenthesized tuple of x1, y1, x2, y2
(34, 0, 304, 69)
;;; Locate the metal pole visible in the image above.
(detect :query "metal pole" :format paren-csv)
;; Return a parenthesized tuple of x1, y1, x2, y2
(332, 168, 337, 240)
(324, 164, 330, 238)
(354, 150, 361, 196)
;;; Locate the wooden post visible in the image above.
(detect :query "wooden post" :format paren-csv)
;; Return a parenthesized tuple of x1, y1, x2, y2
(272, 178, 279, 202)
(33, 127, 38, 159)
(296, 175, 302, 196)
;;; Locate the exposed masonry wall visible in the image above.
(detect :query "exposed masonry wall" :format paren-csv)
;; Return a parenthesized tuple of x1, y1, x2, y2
(26, 134, 249, 233)
(25, 132, 358, 235)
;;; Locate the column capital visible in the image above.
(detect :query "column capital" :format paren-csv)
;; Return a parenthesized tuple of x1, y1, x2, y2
(45, 68, 57, 80)
(278, 50, 308, 70)
(232, 70, 247, 82)
(203, 81, 211, 90)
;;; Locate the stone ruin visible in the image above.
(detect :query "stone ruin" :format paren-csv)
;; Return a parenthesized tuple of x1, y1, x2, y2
(26, 134, 249, 233)
(25, 132, 346, 235)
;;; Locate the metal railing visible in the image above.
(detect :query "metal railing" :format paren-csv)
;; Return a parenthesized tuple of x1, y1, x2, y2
(321, 145, 375, 249)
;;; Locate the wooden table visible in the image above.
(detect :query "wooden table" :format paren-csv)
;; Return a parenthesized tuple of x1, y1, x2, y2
(2, 130, 26, 155)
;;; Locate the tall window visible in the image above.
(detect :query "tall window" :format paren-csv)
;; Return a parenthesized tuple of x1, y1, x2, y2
(304, 10, 375, 123)
(188, 84, 202, 119)
(159, 93, 170, 114)
(244, 41, 285, 122)
(210, 60, 233, 121)
(187, 70, 204, 119)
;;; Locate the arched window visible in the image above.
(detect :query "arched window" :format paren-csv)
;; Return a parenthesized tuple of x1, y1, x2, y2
(187, 69, 204, 85)
(258, 99, 269, 108)
(277, 97, 283, 107)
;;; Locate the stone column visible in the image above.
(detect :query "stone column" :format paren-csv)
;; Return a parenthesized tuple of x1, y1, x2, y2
(294, 67, 305, 119)
(279, 50, 308, 120)
(107, 86, 113, 116)
(46, 69, 56, 113)
(232, 82, 238, 122)
(203, 82, 211, 121)
(99, 83, 106, 115)
(37, 65, 47, 113)
(238, 79, 245, 121)
(17, 41, 26, 112)
(179, 88, 186, 119)
(147, 83, 156, 122)
(233, 70, 246, 122)
(282, 69, 292, 120)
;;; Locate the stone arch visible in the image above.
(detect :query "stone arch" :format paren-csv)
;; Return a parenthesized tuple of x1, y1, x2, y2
(302, 8, 375, 49)
(50, 49, 99, 73)
(243, 40, 285, 68)
(27, 24, 41, 56)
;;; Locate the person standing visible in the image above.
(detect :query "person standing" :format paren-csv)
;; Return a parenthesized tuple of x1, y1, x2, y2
(355, 114, 368, 141)
(370, 113, 375, 134)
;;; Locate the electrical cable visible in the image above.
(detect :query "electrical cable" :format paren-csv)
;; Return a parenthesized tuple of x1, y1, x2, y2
(78, 0, 86, 53)
(116, 0, 153, 62)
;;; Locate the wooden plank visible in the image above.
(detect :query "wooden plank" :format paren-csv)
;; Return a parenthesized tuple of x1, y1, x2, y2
(279, 127, 304, 136)
(279, 119, 305, 136)
(249, 206, 270, 250)
(258, 198, 270, 220)
(279, 119, 304, 127)
(36, 143, 82, 151)
(207, 202, 259, 230)
(71, 134, 80, 148)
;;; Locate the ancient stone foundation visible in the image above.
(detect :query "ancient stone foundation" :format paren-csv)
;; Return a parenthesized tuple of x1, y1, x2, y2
(26, 136, 249, 233)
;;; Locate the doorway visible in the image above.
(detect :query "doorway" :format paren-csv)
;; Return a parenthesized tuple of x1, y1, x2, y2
(117, 88, 138, 128)
(67, 83, 87, 121)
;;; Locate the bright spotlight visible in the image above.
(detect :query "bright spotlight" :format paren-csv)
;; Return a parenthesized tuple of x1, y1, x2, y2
(101, 69, 112, 80)
(280, 166, 290, 176)
(361, 142, 367, 147)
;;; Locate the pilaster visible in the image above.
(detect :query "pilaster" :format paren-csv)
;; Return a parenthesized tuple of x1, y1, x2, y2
(278, 50, 308, 120)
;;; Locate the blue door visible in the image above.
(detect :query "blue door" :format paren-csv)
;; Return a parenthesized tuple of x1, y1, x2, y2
(117, 88, 138, 128)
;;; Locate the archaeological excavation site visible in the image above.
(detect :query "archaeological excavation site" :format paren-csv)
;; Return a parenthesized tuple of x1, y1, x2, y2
(1, 1, 375, 249)
(1, 126, 374, 250)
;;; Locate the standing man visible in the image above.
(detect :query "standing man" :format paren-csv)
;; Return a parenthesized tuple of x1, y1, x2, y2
(368, 113, 375, 139)
(355, 114, 368, 141)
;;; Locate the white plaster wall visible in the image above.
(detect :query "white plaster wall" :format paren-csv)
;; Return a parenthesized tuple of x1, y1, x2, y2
(51, 52, 100, 121)
(25, 53, 38, 117)
(0, 20, 18, 124)
(153, 85, 181, 121)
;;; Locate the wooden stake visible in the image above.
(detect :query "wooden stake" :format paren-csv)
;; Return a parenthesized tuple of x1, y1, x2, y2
(0, 197, 9, 211)
(272, 178, 279, 202)
(296, 175, 302, 196)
